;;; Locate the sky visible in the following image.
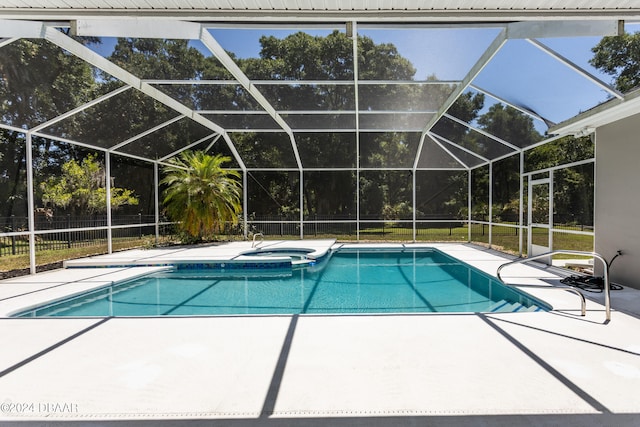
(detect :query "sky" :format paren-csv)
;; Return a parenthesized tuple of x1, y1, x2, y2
(92, 27, 614, 84)
(208, 27, 502, 81)
(88, 23, 640, 132)
(207, 26, 616, 81)
(206, 26, 619, 127)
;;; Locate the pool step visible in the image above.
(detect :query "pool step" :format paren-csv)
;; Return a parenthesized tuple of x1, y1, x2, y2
(488, 299, 542, 313)
(292, 259, 314, 268)
(487, 300, 511, 312)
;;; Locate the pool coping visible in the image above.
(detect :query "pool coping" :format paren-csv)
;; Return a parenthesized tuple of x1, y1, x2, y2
(62, 239, 335, 269)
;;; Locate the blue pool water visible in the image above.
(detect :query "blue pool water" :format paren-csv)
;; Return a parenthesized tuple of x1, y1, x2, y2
(18, 248, 548, 317)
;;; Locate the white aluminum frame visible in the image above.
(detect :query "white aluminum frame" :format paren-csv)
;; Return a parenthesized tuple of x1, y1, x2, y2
(0, 18, 612, 273)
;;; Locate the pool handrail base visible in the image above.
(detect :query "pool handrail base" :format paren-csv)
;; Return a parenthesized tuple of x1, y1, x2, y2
(496, 250, 610, 322)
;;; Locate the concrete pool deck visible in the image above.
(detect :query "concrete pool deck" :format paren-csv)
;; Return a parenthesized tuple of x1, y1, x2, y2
(0, 241, 639, 426)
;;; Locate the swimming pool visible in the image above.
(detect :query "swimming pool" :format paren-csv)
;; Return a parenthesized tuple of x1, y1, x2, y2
(17, 248, 548, 317)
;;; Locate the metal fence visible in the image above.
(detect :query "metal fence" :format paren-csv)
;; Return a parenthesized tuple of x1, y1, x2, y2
(0, 215, 168, 257)
(0, 213, 594, 259)
(246, 215, 469, 241)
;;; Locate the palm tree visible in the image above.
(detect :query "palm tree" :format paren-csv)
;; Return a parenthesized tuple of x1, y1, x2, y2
(161, 151, 242, 242)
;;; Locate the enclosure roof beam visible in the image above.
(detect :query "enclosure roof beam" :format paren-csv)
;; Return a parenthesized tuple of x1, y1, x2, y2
(158, 133, 219, 162)
(195, 110, 438, 115)
(198, 27, 303, 171)
(31, 131, 179, 167)
(69, 19, 301, 170)
(204, 134, 222, 153)
(0, 37, 18, 48)
(469, 84, 554, 126)
(420, 20, 619, 145)
(29, 85, 133, 133)
(443, 113, 521, 152)
(0, 19, 46, 38)
(199, 29, 291, 133)
(0, 123, 30, 134)
(413, 133, 428, 171)
(219, 133, 247, 172)
(222, 128, 432, 132)
(41, 22, 249, 169)
(144, 79, 462, 86)
(109, 115, 186, 152)
(466, 133, 571, 171)
(505, 20, 621, 39)
(428, 131, 490, 164)
(41, 24, 237, 154)
(420, 28, 507, 137)
(526, 38, 624, 100)
(223, 166, 467, 171)
(426, 133, 470, 170)
(72, 18, 202, 39)
(201, 22, 504, 31)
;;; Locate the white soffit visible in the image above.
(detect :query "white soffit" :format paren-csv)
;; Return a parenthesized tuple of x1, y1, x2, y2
(1, 1, 640, 21)
(69, 19, 621, 40)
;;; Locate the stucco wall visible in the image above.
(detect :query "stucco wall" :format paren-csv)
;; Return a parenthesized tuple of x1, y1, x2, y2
(595, 113, 640, 289)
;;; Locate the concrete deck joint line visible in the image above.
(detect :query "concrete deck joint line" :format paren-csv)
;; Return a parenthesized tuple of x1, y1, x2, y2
(0, 282, 75, 302)
(0, 317, 111, 379)
(478, 313, 612, 414)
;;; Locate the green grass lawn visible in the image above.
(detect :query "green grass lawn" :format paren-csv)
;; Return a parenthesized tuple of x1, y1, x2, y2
(0, 225, 594, 274)
(0, 236, 168, 272)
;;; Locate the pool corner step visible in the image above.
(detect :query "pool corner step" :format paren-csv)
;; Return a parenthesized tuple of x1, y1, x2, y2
(488, 299, 538, 313)
(488, 300, 511, 312)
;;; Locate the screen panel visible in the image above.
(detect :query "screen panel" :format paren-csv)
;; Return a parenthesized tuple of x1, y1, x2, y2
(40, 89, 181, 150)
(360, 132, 420, 168)
(304, 171, 356, 220)
(0, 130, 28, 240)
(358, 27, 502, 81)
(473, 38, 612, 125)
(116, 117, 214, 160)
(231, 132, 298, 168)
(296, 133, 356, 168)
(0, 39, 124, 129)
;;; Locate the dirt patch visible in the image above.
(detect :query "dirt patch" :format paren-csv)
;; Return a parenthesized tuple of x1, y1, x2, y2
(0, 262, 64, 280)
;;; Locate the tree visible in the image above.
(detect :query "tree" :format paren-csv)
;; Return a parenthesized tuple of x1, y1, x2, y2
(100, 39, 235, 161)
(476, 104, 543, 146)
(431, 91, 485, 156)
(525, 136, 595, 227)
(239, 31, 420, 218)
(108, 38, 209, 80)
(0, 39, 99, 222)
(360, 133, 416, 221)
(590, 31, 640, 93)
(475, 104, 543, 220)
(40, 154, 138, 216)
(161, 151, 242, 241)
(423, 91, 485, 218)
(525, 135, 593, 171)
